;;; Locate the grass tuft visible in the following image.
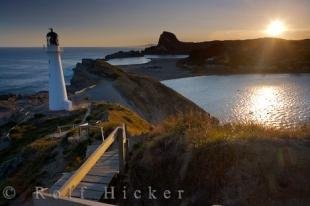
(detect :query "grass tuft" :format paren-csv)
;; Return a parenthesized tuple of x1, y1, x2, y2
(127, 112, 310, 205)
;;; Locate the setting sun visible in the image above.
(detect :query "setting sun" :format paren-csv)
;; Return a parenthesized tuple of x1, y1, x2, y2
(265, 20, 286, 37)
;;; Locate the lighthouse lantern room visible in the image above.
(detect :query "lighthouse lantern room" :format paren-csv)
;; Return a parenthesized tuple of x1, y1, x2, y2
(46, 28, 72, 111)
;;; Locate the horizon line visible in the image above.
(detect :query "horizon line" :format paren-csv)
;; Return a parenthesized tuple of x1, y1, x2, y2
(1, 36, 310, 48)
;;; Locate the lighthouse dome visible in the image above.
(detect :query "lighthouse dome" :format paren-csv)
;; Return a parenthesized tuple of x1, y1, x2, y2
(46, 28, 59, 46)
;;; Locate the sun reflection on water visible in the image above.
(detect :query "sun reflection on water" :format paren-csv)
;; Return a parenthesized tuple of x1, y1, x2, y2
(230, 83, 309, 128)
(247, 86, 283, 126)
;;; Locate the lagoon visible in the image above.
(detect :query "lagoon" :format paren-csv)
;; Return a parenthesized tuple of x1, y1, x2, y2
(162, 74, 310, 128)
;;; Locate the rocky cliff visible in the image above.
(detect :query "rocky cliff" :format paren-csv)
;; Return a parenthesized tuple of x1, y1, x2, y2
(70, 59, 216, 124)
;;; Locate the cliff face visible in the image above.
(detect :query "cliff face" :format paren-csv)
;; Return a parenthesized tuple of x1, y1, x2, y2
(70, 59, 216, 124)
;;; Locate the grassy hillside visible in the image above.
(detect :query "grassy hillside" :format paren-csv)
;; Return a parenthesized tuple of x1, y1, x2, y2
(0, 109, 86, 205)
(87, 103, 152, 136)
(126, 112, 310, 205)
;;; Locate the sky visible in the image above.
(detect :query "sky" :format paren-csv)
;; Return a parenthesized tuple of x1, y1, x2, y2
(1, 0, 309, 47)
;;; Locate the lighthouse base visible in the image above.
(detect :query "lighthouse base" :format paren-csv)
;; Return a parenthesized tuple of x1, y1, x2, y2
(49, 99, 73, 111)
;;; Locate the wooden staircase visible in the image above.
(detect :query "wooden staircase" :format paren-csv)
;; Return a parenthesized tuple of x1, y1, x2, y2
(33, 124, 128, 206)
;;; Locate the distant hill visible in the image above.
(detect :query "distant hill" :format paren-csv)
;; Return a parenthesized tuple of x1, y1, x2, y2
(145, 31, 310, 73)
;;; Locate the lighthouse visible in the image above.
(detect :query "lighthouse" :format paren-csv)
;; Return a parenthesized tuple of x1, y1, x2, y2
(46, 28, 72, 111)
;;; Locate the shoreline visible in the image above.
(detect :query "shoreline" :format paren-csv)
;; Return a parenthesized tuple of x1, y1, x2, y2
(121, 58, 310, 81)
(120, 58, 194, 81)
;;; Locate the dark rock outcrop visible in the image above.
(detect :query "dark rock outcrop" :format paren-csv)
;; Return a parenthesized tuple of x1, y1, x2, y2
(144, 31, 207, 54)
(158, 31, 180, 46)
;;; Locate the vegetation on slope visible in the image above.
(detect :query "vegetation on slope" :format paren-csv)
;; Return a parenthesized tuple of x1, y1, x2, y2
(87, 103, 152, 136)
(0, 109, 86, 205)
(0, 103, 151, 205)
(126, 112, 310, 205)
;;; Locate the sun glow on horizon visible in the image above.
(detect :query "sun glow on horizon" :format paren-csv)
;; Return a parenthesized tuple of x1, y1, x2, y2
(265, 20, 287, 37)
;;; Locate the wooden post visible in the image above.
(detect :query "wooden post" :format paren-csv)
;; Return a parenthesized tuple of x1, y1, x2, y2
(118, 124, 127, 174)
(123, 123, 129, 161)
(101, 127, 105, 141)
(58, 126, 61, 135)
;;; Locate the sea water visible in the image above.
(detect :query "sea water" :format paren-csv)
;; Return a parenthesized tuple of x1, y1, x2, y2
(0, 47, 145, 94)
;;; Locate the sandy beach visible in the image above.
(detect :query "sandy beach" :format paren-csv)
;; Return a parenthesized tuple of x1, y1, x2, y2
(120, 58, 194, 81)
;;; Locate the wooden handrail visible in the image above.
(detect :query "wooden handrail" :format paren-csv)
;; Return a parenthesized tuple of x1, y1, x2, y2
(58, 126, 121, 197)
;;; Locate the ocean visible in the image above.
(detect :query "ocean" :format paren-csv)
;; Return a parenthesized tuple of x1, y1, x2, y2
(0, 47, 148, 94)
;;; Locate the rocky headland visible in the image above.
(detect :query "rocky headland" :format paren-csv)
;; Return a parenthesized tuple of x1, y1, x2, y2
(107, 31, 310, 75)
(70, 58, 214, 123)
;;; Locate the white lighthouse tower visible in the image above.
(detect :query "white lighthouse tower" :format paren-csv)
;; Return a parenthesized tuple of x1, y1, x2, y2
(46, 28, 72, 111)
